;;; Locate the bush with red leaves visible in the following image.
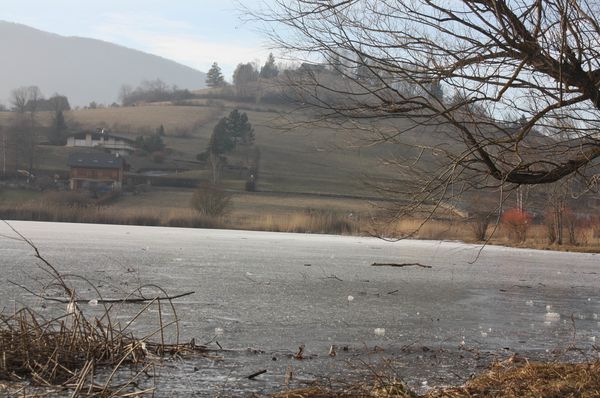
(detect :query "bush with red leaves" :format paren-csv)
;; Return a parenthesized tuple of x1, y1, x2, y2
(501, 208, 533, 242)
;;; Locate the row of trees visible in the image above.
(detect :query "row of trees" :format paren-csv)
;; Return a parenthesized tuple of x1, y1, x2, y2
(205, 53, 280, 88)
(1, 86, 73, 179)
(119, 79, 195, 106)
(468, 178, 596, 245)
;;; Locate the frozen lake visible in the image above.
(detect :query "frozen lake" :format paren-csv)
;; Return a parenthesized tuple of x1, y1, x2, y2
(1, 221, 599, 396)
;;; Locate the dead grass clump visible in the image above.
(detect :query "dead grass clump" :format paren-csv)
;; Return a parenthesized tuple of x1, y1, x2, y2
(271, 379, 417, 398)
(427, 360, 600, 398)
(272, 360, 600, 398)
(0, 203, 163, 226)
(115, 210, 161, 226)
(234, 211, 360, 235)
(0, 222, 204, 396)
(384, 218, 472, 241)
(0, 307, 149, 388)
(271, 386, 371, 397)
(166, 214, 221, 228)
(301, 209, 357, 235)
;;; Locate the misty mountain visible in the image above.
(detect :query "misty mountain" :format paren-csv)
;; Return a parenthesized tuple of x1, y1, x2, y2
(0, 21, 206, 106)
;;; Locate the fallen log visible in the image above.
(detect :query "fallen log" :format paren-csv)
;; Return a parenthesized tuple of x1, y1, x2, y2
(371, 262, 432, 269)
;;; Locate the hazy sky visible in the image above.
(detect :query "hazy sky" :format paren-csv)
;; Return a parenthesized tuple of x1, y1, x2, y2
(3, 0, 273, 80)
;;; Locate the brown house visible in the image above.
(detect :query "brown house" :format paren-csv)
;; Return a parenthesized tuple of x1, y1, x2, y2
(67, 152, 124, 192)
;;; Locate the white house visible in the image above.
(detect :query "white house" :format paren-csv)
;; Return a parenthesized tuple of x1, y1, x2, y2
(66, 130, 135, 156)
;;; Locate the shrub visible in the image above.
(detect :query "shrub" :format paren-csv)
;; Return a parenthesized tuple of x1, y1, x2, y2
(543, 205, 579, 245)
(544, 207, 559, 244)
(564, 207, 579, 245)
(501, 208, 533, 242)
(190, 184, 232, 216)
(470, 212, 493, 241)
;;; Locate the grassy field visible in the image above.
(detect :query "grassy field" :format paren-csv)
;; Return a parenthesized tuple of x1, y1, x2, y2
(1, 103, 412, 197)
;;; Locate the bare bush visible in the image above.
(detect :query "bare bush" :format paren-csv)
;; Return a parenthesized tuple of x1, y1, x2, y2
(501, 208, 533, 243)
(190, 183, 232, 216)
(471, 213, 493, 242)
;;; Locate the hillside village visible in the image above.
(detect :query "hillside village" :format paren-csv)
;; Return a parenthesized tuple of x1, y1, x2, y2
(0, 25, 599, 249)
(1, 83, 599, 249)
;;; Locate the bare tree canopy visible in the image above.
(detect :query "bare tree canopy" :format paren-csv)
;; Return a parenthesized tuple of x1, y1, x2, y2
(260, 0, 600, 189)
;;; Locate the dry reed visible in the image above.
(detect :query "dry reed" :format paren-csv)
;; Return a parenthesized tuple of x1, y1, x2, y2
(271, 360, 600, 398)
(0, 222, 206, 397)
(428, 359, 600, 398)
(1, 201, 599, 251)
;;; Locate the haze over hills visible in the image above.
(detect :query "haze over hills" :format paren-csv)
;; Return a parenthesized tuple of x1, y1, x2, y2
(0, 21, 206, 107)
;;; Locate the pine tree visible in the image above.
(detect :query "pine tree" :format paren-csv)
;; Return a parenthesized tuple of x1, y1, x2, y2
(259, 53, 279, 79)
(205, 110, 254, 156)
(208, 118, 235, 155)
(227, 110, 255, 145)
(206, 62, 225, 87)
(48, 109, 68, 145)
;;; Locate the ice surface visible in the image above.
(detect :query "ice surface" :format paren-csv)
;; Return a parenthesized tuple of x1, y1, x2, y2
(2, 221, 599, 396)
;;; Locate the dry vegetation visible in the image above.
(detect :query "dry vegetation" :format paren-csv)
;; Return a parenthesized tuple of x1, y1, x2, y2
(1, 188, 600, 250)
(65, 106, 219, 133)
(428, 360, 600, 398)
(0, 201, 361, 235)
(0, 224, 208, 397)
(270, 359, 600, 398)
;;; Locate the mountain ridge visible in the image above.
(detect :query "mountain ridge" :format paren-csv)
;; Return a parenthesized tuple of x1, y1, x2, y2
(0, 21, 206, 106)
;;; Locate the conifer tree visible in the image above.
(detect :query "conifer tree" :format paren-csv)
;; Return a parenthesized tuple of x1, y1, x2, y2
(206, 62, 225, 87)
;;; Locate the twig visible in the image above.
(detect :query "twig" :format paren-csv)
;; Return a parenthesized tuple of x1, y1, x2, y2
(8, 281, 195, 304)
(371, 262, 432, 268)
(247, 369, 267, 380)
(323, 274, 343, 281)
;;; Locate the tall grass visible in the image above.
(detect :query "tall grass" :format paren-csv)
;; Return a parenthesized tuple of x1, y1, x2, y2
(0, 228, 205, 396)
(0, 202, 362, 235)
(231, 210, 358, 234)
(2, 201, 599, 250)
(378, 218, 600, 251)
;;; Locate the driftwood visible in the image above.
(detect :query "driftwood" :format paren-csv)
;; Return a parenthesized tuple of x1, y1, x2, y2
(371, 262, 432, 269)
(58, 291, 194, 304)
(9, 280, 194, 304)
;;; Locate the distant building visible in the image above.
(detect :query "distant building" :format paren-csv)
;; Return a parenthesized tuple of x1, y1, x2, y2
(67, 152, 124, 192)
(66, 130, 135, 156)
